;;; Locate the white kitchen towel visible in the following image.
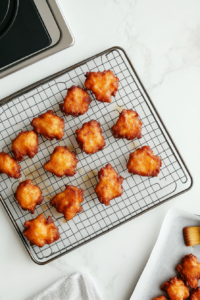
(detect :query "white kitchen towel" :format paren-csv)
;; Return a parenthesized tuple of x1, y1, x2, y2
(27, 272, 101, 300)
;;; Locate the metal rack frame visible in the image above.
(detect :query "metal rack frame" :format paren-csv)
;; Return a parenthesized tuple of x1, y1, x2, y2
(0, 47, 193, 265)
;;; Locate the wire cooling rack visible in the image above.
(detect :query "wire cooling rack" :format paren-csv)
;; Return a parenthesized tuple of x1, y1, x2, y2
(0, 47, 192, 264)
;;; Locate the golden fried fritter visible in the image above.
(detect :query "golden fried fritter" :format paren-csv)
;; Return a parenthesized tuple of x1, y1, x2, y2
(0, 152, 21, 179)
(95, 163, 124, 206)
(127, 146, 162, 177)
(23, 214, 60, 247)
(12, 131, 38, 161)
(50, 185, 84, 221)
(111, 109, 142, 140)
(76, 120, 105, 154)
(31, 110, 65, 140)
(60, 86, 91, 117)
(161, 277, 189, 300)
(190, 287, 200, 300)
(176, 254, 200, 289)
(15, 180, 43, 214)
(153, 297, 168, 300)
(44, 146, 78, 177)
(85, 70, 119, 103)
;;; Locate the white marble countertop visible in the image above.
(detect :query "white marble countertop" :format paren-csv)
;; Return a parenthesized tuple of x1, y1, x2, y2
(1, 0, 200, 299)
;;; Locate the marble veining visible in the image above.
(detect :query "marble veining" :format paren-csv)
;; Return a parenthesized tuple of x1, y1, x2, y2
(1, 0, 200, 299)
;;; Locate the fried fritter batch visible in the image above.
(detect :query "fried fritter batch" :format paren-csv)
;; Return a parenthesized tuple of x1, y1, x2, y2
(85, 70, 119, 103)
(153, 297, 168, 300)
(5, 67, 164, 251)
(176, 254, 200, 289)
(95, 163, 124, 206)
(76, 120, 105, 154)
(31, 110, 65, 140)
(111, 109, 142, 140)
(23, 214, 60, 247)
(0, 152, 21, 179)
(60, 86, 91, 117)
(44, 146, 78, 177)
(15, 180, 43, 214)
(12, 131, 38, 161)
(127, 146, 162, 177)
(50, 185, 84, 221)
(153, 254, 200, 300)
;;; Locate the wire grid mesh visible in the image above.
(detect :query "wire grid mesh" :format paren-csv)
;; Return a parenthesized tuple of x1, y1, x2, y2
(0, 48, 192, 264)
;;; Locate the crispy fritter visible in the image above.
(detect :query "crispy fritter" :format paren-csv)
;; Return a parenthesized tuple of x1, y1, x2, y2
(44, 146, 78, 177)
(127, 146, 162, 177)
(190, 287, 200, 300)
(31, 110, 65, 141)
(85, 70, 119, 103)
(50, 185, 84, 221)
(60, 86, 91, 117)
(161, 277, 189, 300)
(23, 214, 60, 247)
(15, 180, 43, 214)
(95, 163, 124, 206)
(176, 254, 200, 289)
(153, 297, 168, 300)
(0, 152, 21, 179)
(111, 109, 142, 140)
(12, 131, 38, 161)
(76, 120, 105, 154)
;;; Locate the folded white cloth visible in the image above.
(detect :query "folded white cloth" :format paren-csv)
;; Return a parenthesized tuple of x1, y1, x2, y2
(27, 272, 101, 300)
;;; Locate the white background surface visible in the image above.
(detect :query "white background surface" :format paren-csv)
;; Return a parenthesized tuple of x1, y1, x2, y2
(0, 0, 200, 299)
